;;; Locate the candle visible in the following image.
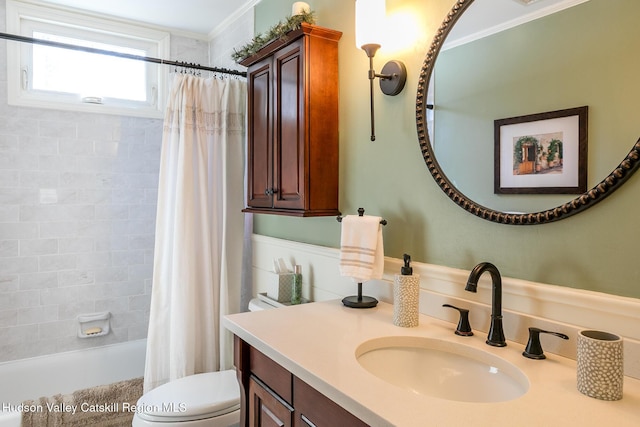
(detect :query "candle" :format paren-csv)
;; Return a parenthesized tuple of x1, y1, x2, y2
(292, 2, 310, 16)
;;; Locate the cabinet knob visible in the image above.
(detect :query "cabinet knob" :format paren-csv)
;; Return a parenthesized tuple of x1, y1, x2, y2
(264, 188, 278, 195)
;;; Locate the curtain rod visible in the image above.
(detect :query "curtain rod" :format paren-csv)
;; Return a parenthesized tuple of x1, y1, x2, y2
(0, 31, 247, 78)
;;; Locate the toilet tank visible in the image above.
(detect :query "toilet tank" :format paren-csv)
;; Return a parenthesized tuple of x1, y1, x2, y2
(248, 297, 279, 311)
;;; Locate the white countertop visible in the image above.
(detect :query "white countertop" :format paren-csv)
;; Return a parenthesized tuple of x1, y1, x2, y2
(224, 300, 640, 427)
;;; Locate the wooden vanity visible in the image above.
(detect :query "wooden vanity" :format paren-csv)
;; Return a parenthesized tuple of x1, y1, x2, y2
(234, 336, 367, 426)
(224, 300, 640, 427)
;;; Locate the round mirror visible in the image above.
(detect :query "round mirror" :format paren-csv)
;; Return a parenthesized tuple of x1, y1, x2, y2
(416, 0, 640, 225)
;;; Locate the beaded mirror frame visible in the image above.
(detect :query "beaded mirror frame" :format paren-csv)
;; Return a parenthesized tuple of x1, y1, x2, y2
(415, 0, 640, 225)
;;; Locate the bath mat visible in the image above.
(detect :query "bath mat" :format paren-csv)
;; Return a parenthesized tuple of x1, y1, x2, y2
(21, 377, 143, 427)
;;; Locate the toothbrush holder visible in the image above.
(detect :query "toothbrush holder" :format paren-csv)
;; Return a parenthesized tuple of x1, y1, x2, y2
(577, 330, 624, 400)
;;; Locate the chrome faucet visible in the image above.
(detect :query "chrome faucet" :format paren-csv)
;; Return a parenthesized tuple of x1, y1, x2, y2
(465, 262, 506, 347)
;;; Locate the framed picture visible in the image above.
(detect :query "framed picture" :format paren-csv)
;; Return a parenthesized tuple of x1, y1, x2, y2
(494, 106, 588, 194)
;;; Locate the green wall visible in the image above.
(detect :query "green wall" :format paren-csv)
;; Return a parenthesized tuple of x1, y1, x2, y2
(252, 0, 640, 299)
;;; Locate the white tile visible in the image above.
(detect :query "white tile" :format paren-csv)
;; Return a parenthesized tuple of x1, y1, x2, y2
(129, 294, 151, 312)
(0, 170, 20, 187)
(20, 171, 60, 188)
(40, 286, 81, 305)
(38, 120, 77, 139)
(128, 263, 152, 280)
(0, 324, 40, 346)
(0, 256, 38, 275)
(38, 155, 77, 171)
(75, 252, 111, 269)
(20, 239, 58, 256)
(95, 236, 129, 252)
(0, 309, 17, 327)
(58, 270, 95, 287)
(95, 296, 128, 313)
(0, 134, 19, 152)
(18, 136, 59, 155)
(17, 305, 58, 325)
(0, 274, 19, 292)
(38, 319, 76, 339)
(0, 239, 19, 257)
(39, 222, 79, 238)
(59, 138, 94, 156)
(38, 254, 77, 272)
(0, 188, 37, 205)
(94, 266, 129, 284)
(58, 237, 94, 254)
(58, 300, 96, 320)
(19, 271, 58, 290)
(112, 250, 145, 266)
(102, 281, 145, 298)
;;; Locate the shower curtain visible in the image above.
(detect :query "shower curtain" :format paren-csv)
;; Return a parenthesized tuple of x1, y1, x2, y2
(144, 74, 246, 392)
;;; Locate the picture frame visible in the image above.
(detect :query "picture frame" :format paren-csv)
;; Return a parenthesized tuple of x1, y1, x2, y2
(494, 106, 588, 194)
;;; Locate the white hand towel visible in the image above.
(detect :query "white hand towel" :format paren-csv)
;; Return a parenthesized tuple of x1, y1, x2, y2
(339, 215, 384, 282)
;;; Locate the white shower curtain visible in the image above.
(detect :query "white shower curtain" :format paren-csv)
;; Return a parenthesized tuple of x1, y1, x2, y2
(144, 74, 246, 392)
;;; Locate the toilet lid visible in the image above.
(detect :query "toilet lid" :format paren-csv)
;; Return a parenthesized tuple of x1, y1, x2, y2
(135, 370, 240, 422)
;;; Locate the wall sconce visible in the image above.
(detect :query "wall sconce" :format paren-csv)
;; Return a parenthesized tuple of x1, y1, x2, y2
(355, 0, 407, 141)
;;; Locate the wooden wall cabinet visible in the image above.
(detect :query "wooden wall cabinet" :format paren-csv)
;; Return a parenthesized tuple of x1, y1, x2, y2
(235, 336, 368, 427)
(240, 24, 342, 217)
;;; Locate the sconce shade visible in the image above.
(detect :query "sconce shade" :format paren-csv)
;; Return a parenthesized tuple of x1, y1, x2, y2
(355, 0, 406, 142)
(355, 0, 386, 50)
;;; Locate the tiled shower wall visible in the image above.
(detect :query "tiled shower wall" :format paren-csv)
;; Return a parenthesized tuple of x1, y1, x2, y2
(0, 0, 214, 363)
(0, 110, 159, 362)
(209, 6, 254, 71)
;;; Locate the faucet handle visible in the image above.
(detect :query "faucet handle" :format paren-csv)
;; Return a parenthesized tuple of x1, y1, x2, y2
(442, 304, 473, 336)
(523, 327, 569, 359)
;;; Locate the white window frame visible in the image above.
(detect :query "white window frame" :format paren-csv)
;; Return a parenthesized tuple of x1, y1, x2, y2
(6, 0, 170, 118)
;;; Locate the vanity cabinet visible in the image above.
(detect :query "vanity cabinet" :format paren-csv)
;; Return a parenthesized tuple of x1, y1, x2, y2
(234, 336, 368, 427)
(240, 24, 342, 217)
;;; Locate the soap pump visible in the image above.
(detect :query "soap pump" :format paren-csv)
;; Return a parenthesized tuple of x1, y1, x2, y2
(393, 254, 420, 327)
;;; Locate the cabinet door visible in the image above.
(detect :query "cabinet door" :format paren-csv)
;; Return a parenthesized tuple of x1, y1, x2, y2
(272, 39, 305, 210)
(246, 56, 274, 209)
(249, 376, 293, 427)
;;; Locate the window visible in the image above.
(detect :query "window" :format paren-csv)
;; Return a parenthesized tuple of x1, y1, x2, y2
(6, 0, 170, 118)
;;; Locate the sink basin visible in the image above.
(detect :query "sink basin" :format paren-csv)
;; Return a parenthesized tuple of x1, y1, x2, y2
(356, 336, 529, 403)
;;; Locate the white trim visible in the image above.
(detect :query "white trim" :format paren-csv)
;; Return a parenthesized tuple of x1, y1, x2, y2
(251, 234, 640, 378)
(208, 0, 262, 40)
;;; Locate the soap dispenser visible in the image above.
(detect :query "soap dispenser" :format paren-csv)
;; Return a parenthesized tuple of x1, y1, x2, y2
(393, 254, 420, 327)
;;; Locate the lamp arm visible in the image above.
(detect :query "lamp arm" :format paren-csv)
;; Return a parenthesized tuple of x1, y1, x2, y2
(368, 54, 376, 141)
(374, 71, 398, 80)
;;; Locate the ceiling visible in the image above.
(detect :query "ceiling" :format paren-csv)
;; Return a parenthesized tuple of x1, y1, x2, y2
(39, 0, 258, 35)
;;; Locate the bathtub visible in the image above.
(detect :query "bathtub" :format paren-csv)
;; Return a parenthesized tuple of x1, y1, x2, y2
(0, 339, 146, 427)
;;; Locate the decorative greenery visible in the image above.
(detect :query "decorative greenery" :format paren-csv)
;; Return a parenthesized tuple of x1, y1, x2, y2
(513, 136, 540, 165)
(547, 139, 563, 163)
(231, 10, 316, 63)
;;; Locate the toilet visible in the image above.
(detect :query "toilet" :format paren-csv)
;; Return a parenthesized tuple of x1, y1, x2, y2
(132, 297, 277, 427)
